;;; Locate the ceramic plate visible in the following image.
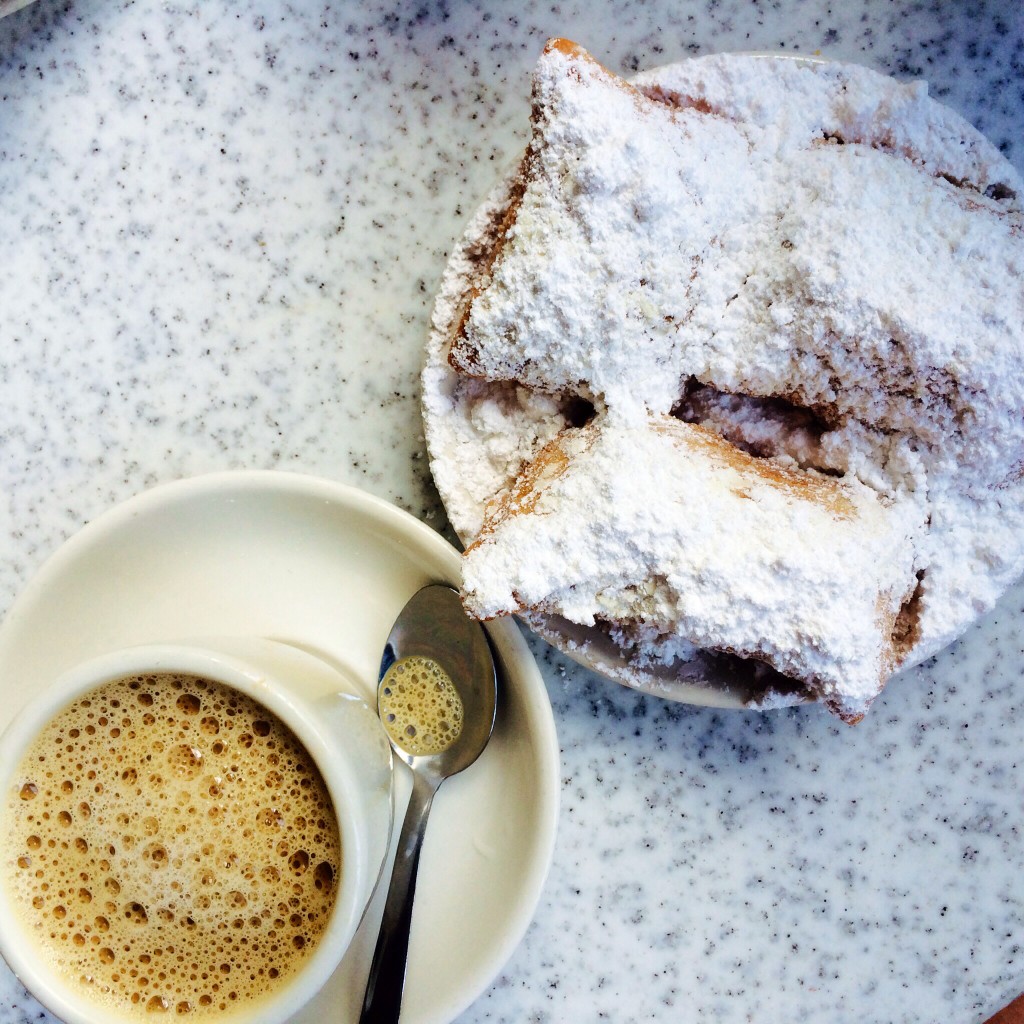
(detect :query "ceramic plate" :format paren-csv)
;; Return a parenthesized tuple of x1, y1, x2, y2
(0, 471, 560, 1024)
(422, 50, 1010, 714)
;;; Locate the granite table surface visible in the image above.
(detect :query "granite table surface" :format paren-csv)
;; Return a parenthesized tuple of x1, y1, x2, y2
(0, 1, 1022, 1022)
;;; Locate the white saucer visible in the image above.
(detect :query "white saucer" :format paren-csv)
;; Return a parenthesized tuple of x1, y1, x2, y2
(0, 471, 560, 1024)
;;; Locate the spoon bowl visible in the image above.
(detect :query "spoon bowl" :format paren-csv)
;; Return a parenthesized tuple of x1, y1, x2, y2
(360, 584, 497, 1024)
(377, 584, 497, 777)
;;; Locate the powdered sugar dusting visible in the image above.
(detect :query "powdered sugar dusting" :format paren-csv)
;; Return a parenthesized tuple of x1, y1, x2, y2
(461, 416, 921, 717)
(423, 45, 1024, 717)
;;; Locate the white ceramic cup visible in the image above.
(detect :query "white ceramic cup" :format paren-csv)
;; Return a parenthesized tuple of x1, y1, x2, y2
(0, 637, 393, 1024)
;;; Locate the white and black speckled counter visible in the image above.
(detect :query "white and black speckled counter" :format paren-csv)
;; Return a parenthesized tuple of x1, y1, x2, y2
(0, 2, 1022, 1022)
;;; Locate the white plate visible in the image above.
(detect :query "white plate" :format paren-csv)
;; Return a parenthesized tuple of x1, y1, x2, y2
(422, 50, 1022, 715)
(0, 471, 560, 1024)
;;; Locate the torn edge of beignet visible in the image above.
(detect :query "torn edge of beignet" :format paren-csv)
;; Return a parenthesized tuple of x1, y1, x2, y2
(461, 415, 923, 722)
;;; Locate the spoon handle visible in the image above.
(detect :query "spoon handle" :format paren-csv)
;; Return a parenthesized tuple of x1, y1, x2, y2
(359, 770, 440, 1024)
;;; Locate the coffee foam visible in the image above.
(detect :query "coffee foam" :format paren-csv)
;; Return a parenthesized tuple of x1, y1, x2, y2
(378, 656, 464, 757)
(2, 674, 341, 1018)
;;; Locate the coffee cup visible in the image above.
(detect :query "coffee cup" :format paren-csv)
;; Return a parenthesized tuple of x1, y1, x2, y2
(0, 637, 393, 1023)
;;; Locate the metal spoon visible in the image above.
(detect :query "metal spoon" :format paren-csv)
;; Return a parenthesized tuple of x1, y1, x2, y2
(359, 584, 497, 1023)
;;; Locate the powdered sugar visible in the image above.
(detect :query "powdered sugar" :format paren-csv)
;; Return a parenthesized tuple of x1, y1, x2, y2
(423, 45, 1024, 716)
(461, 416, 921, 718)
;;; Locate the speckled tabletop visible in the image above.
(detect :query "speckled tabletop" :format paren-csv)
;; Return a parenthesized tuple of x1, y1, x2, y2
(0, 1, 1022, 1022)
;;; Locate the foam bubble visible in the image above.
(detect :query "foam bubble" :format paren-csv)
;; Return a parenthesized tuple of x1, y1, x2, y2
(2, 674, 342, 1018)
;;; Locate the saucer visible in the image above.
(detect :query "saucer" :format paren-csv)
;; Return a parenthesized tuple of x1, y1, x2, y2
(0, 471, 560, 1024)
